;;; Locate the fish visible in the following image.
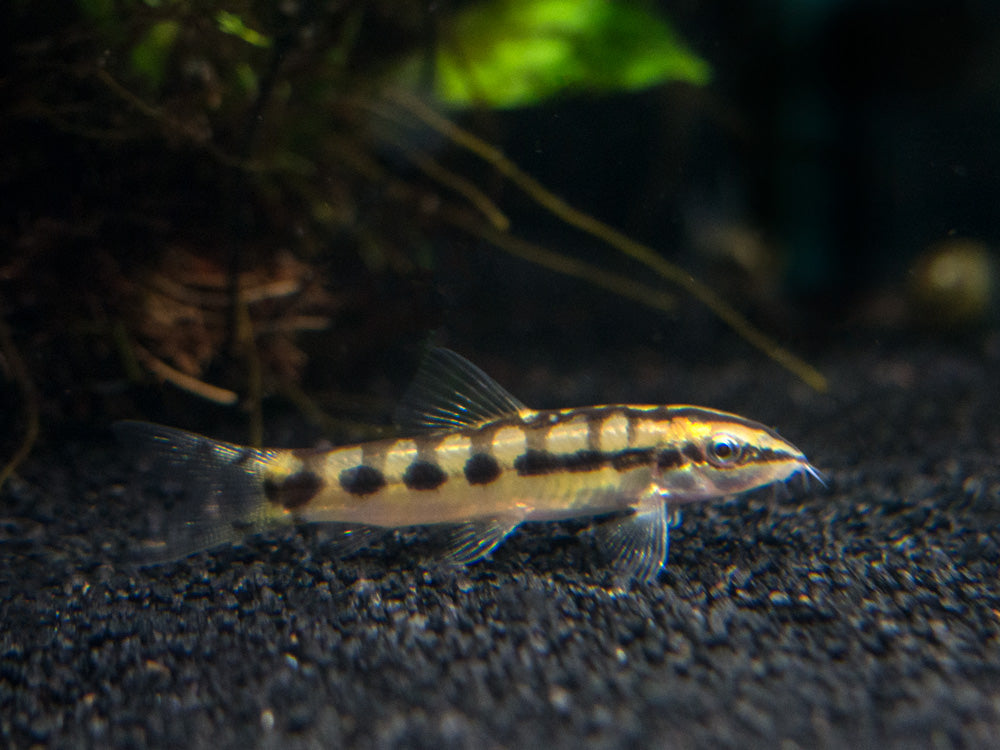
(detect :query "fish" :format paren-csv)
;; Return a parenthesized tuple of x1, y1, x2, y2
(115, 348, 822, 581)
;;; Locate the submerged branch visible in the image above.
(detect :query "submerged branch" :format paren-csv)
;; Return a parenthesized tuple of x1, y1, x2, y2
(133, 342, 239, 406)
(278, 379, 390, 441)
(0, 314, 40, 491)
(233, 289, 264, 448)
(440, 207, 677, 314)
(393, 140, 510, 231)
(382, 88, 828, 392)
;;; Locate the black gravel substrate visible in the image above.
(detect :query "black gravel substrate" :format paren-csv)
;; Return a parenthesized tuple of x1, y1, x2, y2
(3, 339, 1000, 749)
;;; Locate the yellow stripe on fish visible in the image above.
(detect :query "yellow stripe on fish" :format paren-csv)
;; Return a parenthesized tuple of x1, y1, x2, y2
(116, 348, 822, 581)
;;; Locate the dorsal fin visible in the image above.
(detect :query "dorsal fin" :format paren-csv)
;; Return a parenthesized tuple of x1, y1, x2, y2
(394, 348, 528, 433)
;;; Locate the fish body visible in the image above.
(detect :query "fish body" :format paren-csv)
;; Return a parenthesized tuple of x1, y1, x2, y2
(118, 349, 820, 580)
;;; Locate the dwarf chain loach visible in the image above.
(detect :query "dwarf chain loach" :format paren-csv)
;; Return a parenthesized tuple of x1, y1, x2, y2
(116, 348, 822, 581)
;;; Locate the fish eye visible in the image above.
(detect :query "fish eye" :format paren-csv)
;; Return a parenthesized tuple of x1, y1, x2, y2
(707, 435, 743, 466)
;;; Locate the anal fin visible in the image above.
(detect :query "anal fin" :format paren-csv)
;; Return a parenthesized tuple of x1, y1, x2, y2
(595, 491, 671, 582)
(317, 524, 385, 558)
(439, 517, 521, 565)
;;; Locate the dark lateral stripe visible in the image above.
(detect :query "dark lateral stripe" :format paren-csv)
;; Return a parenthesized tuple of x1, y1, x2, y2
(339, 465, 387, 496)
(561, 450, 605, 472)
(681, 443, 703, 463)
(264, 471, 325, 510)
(512, 445, 715, 477)
(754, 447, 796, 463)
(515, 449, 606, 476)
(656, 448, 684, 470)
(403, 460, 448, 491)
(513, 450, 558, 476)
(611, 448, 654, 471)
(465, 453, 502, 485)
(500, 436, 796, 480)
(516, 449, 628, 476)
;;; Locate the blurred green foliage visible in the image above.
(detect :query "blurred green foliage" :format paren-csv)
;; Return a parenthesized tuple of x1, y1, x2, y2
(78, 0, 709, 111)
(400, 0, 711, 109)
(130, 19, 180, 89)
(216, 10, 271, 48)
(2, 0, 826, 460)
(74, 0, 277, 103)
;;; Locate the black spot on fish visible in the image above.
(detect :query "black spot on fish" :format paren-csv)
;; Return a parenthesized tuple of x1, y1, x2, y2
(403, 460, 447, 490)
(464, 453, 502, 485)
(263, 471, 325, 510)
(281, 471, 324, 509)
(611, 448, 654, 472)
(339, 465, 386, 496)
(263, 477, 280, 503)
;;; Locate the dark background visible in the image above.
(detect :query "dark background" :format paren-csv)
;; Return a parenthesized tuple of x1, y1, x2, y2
(2, 1, 1000, 747)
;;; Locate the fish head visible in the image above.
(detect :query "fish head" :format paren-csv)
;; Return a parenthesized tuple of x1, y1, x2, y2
(651, 408, 821, 503)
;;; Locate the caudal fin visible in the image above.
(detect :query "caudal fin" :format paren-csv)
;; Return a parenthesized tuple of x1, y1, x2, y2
(114, 421, 284, 564)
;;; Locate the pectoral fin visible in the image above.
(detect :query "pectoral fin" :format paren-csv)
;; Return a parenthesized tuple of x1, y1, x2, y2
(595, 492, 671, 582)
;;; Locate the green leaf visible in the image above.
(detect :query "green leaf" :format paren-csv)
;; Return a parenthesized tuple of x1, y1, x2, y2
(130, 19, 181, 90)
(407, 0, 711, 109)
(216, 10, 272, 48)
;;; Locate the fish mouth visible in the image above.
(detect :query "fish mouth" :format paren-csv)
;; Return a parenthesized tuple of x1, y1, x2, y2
(794, 461, 827, 492)
(765, 460, 825, 504)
